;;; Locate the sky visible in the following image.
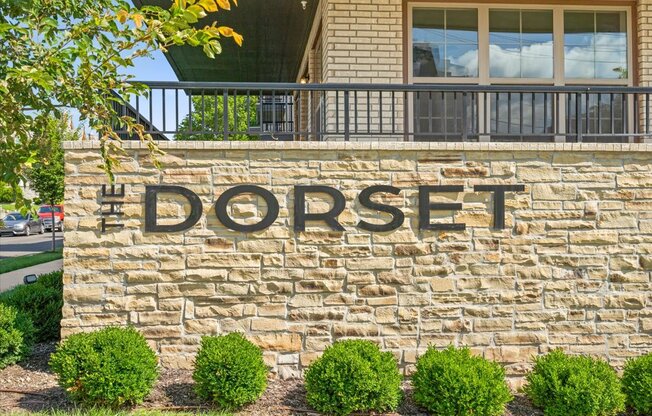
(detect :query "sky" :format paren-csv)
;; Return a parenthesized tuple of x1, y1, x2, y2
(124, 50, 179, 82)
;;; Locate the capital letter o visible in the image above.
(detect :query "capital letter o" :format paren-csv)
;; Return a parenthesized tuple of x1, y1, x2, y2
(215, 185, 279, 232)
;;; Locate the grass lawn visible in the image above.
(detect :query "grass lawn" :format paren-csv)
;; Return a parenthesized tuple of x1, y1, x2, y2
(0, 248, 63, 274)
(1, 203, 16, 215)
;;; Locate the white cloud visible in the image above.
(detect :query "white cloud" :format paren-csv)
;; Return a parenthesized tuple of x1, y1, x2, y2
(448, 34, 627, 79)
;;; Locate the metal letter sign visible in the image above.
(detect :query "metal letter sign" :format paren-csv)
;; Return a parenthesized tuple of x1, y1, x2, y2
(294, 186, 346, 232)
(145, 185, 203, 233)
(135, 183, 525, 234)
(357, 185, 405, 232)
(100, 185, 125, 233)
(215, 185, 280, 232)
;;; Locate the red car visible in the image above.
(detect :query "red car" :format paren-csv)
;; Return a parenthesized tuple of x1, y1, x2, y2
(37, 205, 64, 231)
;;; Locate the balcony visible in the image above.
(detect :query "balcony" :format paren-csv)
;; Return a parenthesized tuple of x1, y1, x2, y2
(115, 82, 652, 143)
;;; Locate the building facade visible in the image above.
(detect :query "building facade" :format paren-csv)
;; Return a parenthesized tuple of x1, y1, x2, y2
(63, 0, 652, 385)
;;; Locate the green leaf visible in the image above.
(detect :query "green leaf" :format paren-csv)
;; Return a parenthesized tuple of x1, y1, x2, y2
(183, 10, 198, 23)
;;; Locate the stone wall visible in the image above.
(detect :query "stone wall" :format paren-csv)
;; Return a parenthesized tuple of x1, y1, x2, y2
(63, 141, 652, 385)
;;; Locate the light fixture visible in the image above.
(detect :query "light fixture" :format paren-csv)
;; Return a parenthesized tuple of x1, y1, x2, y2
(300, 75, 309, 84)
(301, 0, 307, 10)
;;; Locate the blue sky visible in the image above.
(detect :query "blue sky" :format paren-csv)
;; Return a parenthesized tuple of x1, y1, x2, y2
(125, 50, 178, 82)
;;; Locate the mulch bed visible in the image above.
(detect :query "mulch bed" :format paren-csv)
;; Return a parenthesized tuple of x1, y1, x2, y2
(0, 343, 542, 415)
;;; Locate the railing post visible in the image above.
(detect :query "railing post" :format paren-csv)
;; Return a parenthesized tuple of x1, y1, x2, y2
(344, 90, 350, 141)
(576, 92, 583, 143)
(223, 89, 229, 141)
(462, 92, 468, 141)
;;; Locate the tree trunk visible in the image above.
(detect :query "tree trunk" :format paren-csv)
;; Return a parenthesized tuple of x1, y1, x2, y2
(51, 207, 56, 252)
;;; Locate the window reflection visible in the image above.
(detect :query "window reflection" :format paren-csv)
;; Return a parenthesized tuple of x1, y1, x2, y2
(490, 93, 554, 138)
(489, 10, 553, 78)
(413, 92, 477, 141)
(564, 11, 628, 79)
(413, 8, 478, 78)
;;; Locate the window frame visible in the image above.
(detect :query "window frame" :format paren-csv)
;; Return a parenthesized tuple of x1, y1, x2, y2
(407, 2, 634, 87)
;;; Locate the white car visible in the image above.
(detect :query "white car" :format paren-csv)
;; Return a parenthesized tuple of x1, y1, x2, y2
(0, 212, 44, 236)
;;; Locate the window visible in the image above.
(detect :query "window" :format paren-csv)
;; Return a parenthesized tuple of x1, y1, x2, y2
(412, 8, 478, 78)
(410, 5, 631, 83)
(409, 4, 632, 142)
(489, 10, 553, 78)
(564, 11, 628, 79)
(4, 213, 24, 221)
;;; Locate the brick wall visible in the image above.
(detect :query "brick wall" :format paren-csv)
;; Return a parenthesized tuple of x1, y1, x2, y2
(321, 0, 403, 84)
(63, 141, 652, 386)
(319, 0, 404, 140)
(639, 0, 652, 87)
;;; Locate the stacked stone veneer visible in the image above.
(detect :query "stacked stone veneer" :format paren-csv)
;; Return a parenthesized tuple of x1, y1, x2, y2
(63, 141, 652, 385)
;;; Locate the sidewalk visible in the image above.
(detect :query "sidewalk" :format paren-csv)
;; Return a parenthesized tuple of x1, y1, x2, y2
(0, 259, 63, 293)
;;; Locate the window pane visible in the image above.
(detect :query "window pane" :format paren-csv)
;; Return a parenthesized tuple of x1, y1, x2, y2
(490, 92, 554, 140)
(413, 9, 445, 42)
(565, 11, 628, 79)
(447, 9, 478, 43)
(596, 12, 627, 79)
(447, 44, 478, 77)
(490, 9, 553, 78)
(522, 11, 553, 78)
(413, 43, 443, 77)
(413, 9, 445, 77)
(489, 10, 520, 43)
(413, 92, 477, 141)
(413, 8, 477, 78)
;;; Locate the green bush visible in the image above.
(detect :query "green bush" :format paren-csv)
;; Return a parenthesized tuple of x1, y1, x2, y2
(0, 303, 35, 369)
(0, 182, 21, 203)
(0, 271, 63, 342)
(524, 349, 625, 416)
(36, 270, 64, 292)
(49, 326, 158, 408)
(305, 339, 402, 416)
(193, 333, 268, 409)
(622, 352, 652, 415)
(411, 346, 512, 416)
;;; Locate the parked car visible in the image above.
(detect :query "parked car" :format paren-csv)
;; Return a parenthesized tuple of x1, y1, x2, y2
(37, 205, 64, 232)
(0, 212, 44, 236)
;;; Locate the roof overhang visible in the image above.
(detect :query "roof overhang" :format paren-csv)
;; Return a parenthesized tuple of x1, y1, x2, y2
(134, 0, 319, 82)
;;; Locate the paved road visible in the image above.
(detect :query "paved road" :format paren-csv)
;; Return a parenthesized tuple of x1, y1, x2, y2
(0, 231, 63, 259)
(0, 259, 63, 292)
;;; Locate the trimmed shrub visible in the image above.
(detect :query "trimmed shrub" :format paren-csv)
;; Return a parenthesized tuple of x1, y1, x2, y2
(193, 333, 268, 409)
(305, 339, 402, 416)
(622, 352, 652, 415)
(36, 270, 64, 292)
(0, 303, 35, 369)
(0, 270, 63, 342)
(49, 326, 158, 408)
(524, 349, 625, 416)
(412, 345, 512, 416)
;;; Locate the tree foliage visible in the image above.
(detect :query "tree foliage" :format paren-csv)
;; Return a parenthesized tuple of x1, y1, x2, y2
(27, 115, 78, 209)
(0, 0, 242, 195)
(177, 95, 259, 141)
(0, 182, 21, 204)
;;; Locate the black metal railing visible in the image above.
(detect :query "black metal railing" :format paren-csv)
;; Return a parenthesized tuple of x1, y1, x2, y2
(113, 82, 652, 143)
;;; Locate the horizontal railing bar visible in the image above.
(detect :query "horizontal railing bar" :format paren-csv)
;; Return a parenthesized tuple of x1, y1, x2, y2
(133, 81, 652, 94)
